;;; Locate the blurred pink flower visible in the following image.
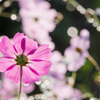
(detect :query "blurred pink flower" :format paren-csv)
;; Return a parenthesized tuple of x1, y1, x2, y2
(64, 29, 90, 71)
(70, 89, 82, 100)
(8, 93, 34, 100)
(37, 36, 55, 51)
(47, 97, 64, 100)
(22, 23, 55, 50)
(0, 88, 11, 100)
(18, 0, 46, 9)
(0, 74, 35, 100)
(49, 50, 62, 64)
(51, 81, 82, 100)
(49, 51, 67, 80)
(0, 32, 52, 84)
(50, 63, 67, 80)
(51, 81, 74, 99)
(47, 98, 56, 100)
(19, 0, 57, 42)
(18, 0, 35, 8)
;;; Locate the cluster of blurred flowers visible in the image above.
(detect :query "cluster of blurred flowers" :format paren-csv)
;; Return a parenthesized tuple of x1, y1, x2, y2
(0, 0, 100, 100)
(19, 0, 57, 51)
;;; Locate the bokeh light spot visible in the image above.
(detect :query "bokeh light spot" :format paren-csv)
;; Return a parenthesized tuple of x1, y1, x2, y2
(67, 27, 78, 37)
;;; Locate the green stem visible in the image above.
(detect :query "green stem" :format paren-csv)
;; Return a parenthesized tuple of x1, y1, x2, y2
(87, 54, 100, 71)
(63, 0, 100, 27)
(18, 66, 22, 100)
(72, 72, 76, 87)
(0, 12, 11, 18)
(0, 0, 12, 14)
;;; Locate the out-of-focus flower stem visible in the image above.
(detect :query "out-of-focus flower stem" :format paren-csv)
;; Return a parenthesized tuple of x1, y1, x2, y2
(87, 54, 100, 71)
(64, 0, 79, 7)
(63, 0, 100, 26)
(55, 12, 64, 24)
(0, 0, 18, 19)
(68, 72, 77, 87)
(0, 12, 11, 18)
(72, 72, 76, 87)
(0, 0, 13, 14)
(18, 66, 22, 100)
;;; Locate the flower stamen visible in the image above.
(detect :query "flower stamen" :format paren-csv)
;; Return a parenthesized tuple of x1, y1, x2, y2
(15, 54, 28, 67)
(34, 17, 39, 21)
(76, 48, 81, 53)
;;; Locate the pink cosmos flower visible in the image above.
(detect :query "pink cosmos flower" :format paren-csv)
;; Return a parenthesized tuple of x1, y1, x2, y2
(19, 0, 57, 41)
(0, 32, 52, 84)
(64, 29, 90, 71)
(49, 51, 67, 80)
(51, 81, 82, 100)
(70, 89, 82, 100)
(51, 81, 74, 100)
(47, 97, 56, 100)
(18, 0, 45, 9)
(8, 93, 34, 100)
(18, 0, 35, 9)
(50, 63, 67, 80)
(49, 50, 62, 64)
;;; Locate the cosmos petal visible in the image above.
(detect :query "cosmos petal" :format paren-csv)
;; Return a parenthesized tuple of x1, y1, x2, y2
(67, 57, 85, 71)
(13, 32, 24, 54)
(0, 36, 16, 58)
(21, 36, 38, 55)
(0, 57, 16, 72)
(38, 1, 50, 10)
(28, 60, 51, 76)
(70, 36, 80, 49)
(28, 44, 52, 60)
(5, 65, 20, 83)
(22, 67, 40, 84)
(39, 20, 56, 32)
